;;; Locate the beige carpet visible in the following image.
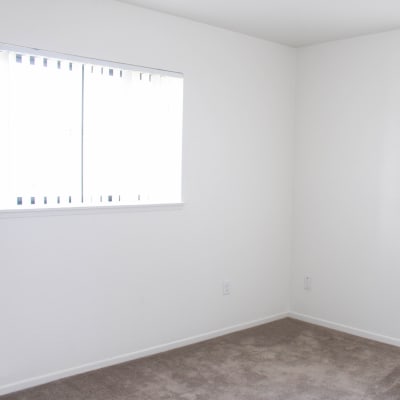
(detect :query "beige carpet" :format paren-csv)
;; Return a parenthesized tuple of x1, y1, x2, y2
(2, 318, 400, 399)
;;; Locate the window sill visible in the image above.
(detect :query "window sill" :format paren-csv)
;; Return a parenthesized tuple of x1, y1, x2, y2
(0, 202, 185, 219)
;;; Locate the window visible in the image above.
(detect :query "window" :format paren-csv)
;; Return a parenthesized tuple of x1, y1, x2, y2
(0, 45, 184, 211)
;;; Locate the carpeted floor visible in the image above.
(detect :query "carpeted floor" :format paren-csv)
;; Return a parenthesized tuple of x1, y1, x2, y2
(2, 318, 400, 400)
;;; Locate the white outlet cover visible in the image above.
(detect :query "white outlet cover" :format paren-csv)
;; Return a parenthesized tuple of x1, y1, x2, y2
(222, 281, 231, 295)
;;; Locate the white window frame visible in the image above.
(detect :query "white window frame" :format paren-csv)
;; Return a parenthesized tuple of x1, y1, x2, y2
(0, 43, 185, 217)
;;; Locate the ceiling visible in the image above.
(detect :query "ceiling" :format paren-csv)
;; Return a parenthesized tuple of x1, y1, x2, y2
(118, 0, 400, 47)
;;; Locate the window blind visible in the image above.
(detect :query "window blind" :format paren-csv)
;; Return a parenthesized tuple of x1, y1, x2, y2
(0, 46, 183, 210)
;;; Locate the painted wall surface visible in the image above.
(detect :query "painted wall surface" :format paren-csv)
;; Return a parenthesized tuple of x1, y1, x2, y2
(292, 31, 400, 341)
(0, 0, 295, 392)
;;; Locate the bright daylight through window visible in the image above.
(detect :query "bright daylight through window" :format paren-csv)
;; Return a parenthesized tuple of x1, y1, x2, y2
(0, 46, 183, 211)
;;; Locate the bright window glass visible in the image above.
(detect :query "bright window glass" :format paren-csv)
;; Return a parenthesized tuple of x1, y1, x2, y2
(0, 47, 183, 210)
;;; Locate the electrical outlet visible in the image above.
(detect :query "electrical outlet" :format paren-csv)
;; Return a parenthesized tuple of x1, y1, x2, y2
(304, 276, 312, 291)
(222, 281, 231, 296)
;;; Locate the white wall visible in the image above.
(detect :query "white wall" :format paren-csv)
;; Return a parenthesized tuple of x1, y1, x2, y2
(292, 31, 400, 343)
(0, 0, 296, 394)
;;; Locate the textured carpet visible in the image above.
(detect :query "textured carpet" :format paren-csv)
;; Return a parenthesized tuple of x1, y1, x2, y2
(2, 318, 400, 400)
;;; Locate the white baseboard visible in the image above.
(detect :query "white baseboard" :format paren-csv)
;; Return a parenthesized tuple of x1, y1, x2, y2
(0, 311, 288, 396)
(289, 311, 400, 348)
